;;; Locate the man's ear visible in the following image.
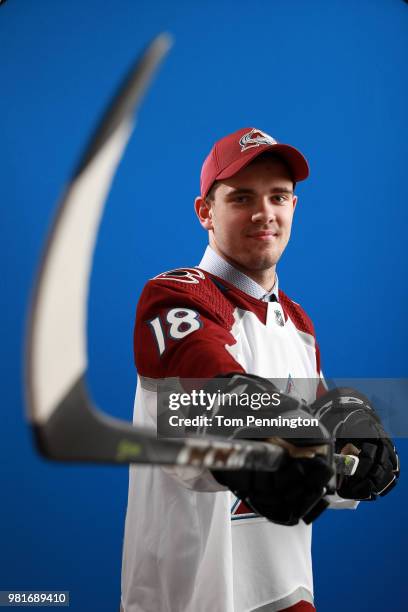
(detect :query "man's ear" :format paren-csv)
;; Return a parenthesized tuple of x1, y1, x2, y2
(194, 196, 213, 230)
(292, 195, 298, 212)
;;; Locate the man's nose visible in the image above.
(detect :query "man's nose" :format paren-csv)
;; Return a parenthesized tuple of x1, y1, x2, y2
(251, 197, 276, 223)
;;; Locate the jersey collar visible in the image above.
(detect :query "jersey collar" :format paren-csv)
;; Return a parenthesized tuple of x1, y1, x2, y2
(198, 246, 279, 302)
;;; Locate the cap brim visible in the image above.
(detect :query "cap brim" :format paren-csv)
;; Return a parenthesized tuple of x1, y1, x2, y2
(216, 143, 309, 183)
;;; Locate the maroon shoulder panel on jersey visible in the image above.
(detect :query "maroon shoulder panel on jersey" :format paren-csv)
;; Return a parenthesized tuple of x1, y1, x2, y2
(278, 290, 316, 337)
(150, 268, 237, 329)
(134, 268, 245, 379)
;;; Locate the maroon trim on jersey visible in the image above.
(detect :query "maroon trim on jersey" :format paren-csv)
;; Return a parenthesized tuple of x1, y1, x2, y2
(315, 343, 322, 379)
(279, 291, 315, 335)
(280, 601, 315, 612)
(316, 381, 327, 399)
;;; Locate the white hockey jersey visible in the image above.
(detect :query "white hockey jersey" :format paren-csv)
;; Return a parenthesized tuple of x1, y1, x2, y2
(121, 252, 351, 612)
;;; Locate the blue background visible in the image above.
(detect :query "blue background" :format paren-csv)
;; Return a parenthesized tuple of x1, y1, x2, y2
(1, 0, 407, 610)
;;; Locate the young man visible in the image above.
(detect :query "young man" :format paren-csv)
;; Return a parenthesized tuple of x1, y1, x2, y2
(121, 128, 398, 612)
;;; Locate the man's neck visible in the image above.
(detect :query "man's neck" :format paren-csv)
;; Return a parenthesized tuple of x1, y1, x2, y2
(230, 262, 276, 293)
(210, 244, 276, 292)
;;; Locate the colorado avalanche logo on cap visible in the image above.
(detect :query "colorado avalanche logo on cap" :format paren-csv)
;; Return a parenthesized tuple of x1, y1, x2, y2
(239, 128, 277, 152)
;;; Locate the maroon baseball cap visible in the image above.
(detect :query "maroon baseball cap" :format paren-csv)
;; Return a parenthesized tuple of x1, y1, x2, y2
(200, 127, 309, 198)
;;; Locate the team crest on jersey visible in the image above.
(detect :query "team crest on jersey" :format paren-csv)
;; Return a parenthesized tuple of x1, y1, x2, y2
(154, 268, 206, 284)
(231, 497, 257, 521)
(239, 128, 277, 152)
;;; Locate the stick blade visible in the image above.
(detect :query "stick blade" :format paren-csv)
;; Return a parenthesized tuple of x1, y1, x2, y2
(25, 35, 172, 447)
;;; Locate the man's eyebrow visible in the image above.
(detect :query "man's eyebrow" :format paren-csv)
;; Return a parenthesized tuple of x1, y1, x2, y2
(226, 187, 294, 196)
(225, 188, 256, 196)
(270, 187, 293, 194)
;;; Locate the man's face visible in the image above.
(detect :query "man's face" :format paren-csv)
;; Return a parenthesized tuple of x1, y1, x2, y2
(196, 157, 298, 278)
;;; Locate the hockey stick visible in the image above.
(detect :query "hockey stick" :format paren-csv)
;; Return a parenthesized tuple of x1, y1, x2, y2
(25, 34, 359, 478)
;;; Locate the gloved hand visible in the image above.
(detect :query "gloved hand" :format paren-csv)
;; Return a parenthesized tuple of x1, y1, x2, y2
(311, 387, 399, 500)
(207, 374, 334, 526)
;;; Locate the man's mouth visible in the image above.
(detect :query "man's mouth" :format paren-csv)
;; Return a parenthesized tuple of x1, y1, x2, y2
(247, 231, 279, 240)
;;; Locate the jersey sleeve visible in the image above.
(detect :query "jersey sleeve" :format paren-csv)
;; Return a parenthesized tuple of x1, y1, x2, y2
(133, 270, 243, 491)
(134, 272, 245, 379)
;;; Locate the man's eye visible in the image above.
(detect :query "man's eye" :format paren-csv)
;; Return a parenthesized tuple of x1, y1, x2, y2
(273, 195, 287, 204)
(234, 195, 249, 203)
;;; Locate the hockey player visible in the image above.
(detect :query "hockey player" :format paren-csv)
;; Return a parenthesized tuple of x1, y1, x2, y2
(121, 128, 398, 612)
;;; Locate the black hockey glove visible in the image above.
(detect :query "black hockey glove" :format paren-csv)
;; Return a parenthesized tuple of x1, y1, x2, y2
(311, 387, 399, 501)
(207, 374, 334, 526)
